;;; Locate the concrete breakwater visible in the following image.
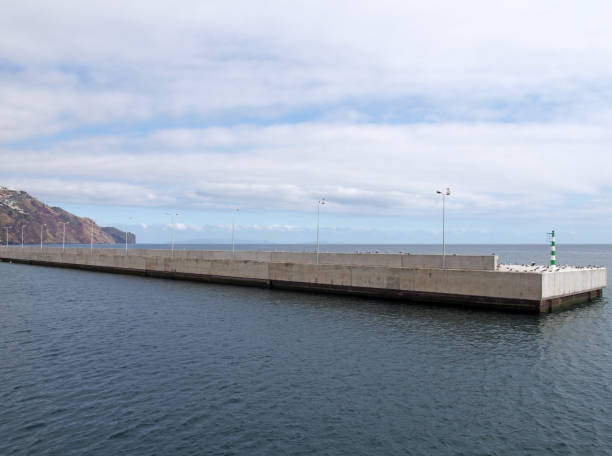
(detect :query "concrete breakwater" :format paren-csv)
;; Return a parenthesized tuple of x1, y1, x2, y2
(0, 247, 606, 313)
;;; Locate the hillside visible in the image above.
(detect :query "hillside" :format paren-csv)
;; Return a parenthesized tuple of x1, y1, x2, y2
(101, 226, 136, 244)
(0, 186, 135, 245)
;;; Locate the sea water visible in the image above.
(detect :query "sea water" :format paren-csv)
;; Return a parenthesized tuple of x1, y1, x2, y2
(1, 245, 611, 455)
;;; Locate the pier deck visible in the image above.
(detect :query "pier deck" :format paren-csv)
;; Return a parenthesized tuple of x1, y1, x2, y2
(0, 247, 606, 313)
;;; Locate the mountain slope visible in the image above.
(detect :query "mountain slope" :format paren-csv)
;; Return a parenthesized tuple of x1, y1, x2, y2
(0, 186, 135, 245)
(101, 226, 136, 244)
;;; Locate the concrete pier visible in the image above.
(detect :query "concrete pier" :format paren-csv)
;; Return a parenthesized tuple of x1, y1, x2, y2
(0, 247, 606, 313)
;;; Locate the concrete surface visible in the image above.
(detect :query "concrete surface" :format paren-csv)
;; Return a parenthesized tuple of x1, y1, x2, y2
(0, 247, 606, 313)
(16, 247, 497, 270)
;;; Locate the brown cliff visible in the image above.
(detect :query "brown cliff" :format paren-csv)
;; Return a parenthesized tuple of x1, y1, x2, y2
(0, 186, 135, 245)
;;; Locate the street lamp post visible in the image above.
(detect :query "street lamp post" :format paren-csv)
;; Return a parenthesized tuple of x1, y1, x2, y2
(316, 198, 326, 265)
(4, 227, 9, 247)
(40, 224, 46, 250)
(436, 188, 451, 269)
(62, 222, 70, 250)
(21, 226, 24, 248)
(165, 212, 179, 257)
(232, 208, 240, 258)
(90, 220, 94, 254)
(125, 217, 133, 254)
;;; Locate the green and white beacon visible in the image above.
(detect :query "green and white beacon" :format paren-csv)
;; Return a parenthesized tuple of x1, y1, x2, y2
(550, 230, 556, 266)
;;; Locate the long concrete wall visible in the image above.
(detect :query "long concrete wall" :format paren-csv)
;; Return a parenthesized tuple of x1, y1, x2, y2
(19, 247, 497, 270)
(2, 247, 606, 312)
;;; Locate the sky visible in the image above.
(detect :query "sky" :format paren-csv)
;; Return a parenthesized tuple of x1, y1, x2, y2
(1, 0, 612, 244)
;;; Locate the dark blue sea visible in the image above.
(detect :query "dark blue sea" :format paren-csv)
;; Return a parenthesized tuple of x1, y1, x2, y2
(1, 244, 611, 455)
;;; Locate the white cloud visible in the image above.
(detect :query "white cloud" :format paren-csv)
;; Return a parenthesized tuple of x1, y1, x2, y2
(171, 223, 188, 231)
(2, 121, 611, 219)
(252, 224, 303, 232)
(1, 1, 611, 141)
(0, 78, 150, 141)
(0, 177, 170, 206)
(2, 0, 612, 240)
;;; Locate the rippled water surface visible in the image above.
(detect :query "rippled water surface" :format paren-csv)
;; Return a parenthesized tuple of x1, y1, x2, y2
(1, 245, 611, 455)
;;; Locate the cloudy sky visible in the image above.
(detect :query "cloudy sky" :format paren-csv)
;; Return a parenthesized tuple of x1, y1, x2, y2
(2, 0, 611, 244)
